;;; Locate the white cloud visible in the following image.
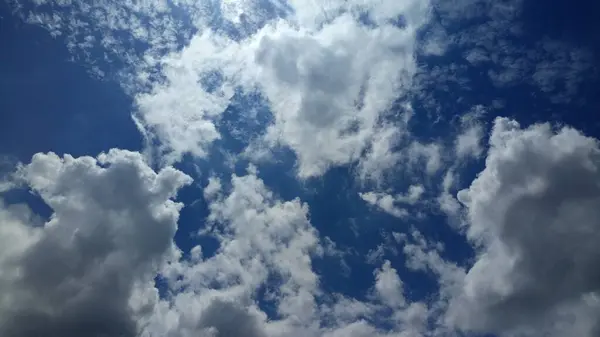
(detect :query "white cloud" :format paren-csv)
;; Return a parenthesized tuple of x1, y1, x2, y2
(454, 106, 486, 160)
(14, 0, 436, 179)
(138, 166, 442, 337)
(374, 260, 405, 308)
(360, 191, 408, 218)
(203, 176, 222, 200)
(148, 166, 322, 336)
(433, 0, 596, 104)
(133, 30, 243, 164)
(436, 170, 462, 218)
(420, 23, 449, 56)
(0, 149, 191, 337)
(360, 184, 425, 218)
(248, 1, 431, 178)
(408, 142, 442, 175)
(403, 230, 464, 294)
(357, 119, 408, 183)
(434, 106, 487, 219)
(400, 230, 466, 336)
(13, 2, 600, 337)
(449, 117, 600, 336)
(401, 184, 426, 204)
(206, 168, 322, 322)
(464, 48, 490, 65)
(455, 125, 483, 159)
(16, 0, 190, 85)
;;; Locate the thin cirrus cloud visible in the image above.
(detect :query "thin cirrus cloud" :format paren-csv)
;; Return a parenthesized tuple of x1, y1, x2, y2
(2, 0, 600, 337)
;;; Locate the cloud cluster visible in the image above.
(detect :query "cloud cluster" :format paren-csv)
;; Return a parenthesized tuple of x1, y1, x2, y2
(2, 86, 600, 337)
(249, 2, 429, 178)
(13, 0, 439, 181)
(449, 118, 600, 336)
(0, 150, 191, 337)
(98, 162, 436, 337)
(0, 148, 446, 337)
(6, 1, 600, 337)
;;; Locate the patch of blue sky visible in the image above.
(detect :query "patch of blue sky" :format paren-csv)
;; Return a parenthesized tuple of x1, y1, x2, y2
(0, 8, 142, 162)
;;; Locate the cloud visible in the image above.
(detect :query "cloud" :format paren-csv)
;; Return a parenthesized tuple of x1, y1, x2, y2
(0, 149, 191, 337)
(13, 0, 436, 179)
(196, 299, 269, 337)
(399, 230, 466, 336)
(360, 185, 424, 218)
(454, 105, 486, 160)
(374, 260, 406, 308)
(448, 117, 600, 336)
(360, 192, 409, 218)
(454, 122, 483, 159)
(249, 2, 430, 178)
(436, 170, 462, 219)
(205, 166, 322, 322)
(14, 0, 598, 179)
(356, 122, 406, 183)
(410, 0, 598, 126)
(203, 176, 222, 200)
(140, 166, 442, 337)
(16, 0, 191, 84)
(407, 142, 442, 176)
(146, 166, 322, 336)
(133, 31, 241, 163)
(10, 2, 600, 337)
(530, 40, 595, 103)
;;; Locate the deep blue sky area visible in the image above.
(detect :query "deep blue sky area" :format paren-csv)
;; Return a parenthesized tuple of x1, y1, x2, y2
(411, 0, 600, 140)
(0, 5, 142, 163)
(1, 0, 600, 336)
(0, 4, 142, 225)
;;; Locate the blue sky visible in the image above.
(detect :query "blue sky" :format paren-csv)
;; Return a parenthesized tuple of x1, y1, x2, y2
(1, 1, 600, 337)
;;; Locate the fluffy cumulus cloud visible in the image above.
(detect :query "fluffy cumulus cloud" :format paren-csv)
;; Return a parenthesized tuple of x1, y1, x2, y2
(0, 149, 443, 335)
(137, 166, 434, 337)
(362, 117, 600, 337)
(249, 0, 430, 178)
(138, 166, 321, 336)
(449, 118, 600, 336)
(0, 150, 191, 337)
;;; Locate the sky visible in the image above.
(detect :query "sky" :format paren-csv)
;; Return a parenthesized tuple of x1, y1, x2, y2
(1, 0, 600, 337)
